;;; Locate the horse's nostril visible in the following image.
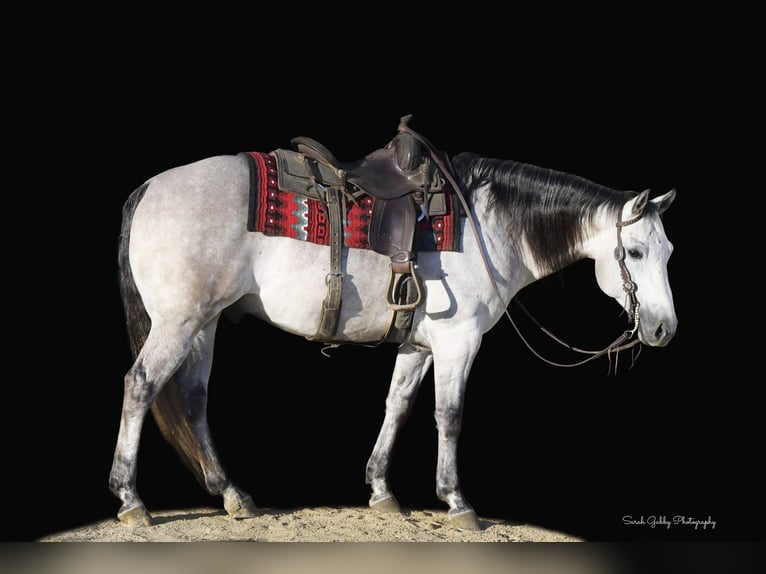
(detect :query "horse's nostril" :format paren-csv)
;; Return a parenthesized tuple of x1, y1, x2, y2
(654, 324, 664, 340)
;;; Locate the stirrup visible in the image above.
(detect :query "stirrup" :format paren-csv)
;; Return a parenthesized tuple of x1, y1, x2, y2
(386, 261, 423, 311)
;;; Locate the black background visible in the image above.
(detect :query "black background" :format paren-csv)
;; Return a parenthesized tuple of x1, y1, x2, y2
(5, 10, 761, 552)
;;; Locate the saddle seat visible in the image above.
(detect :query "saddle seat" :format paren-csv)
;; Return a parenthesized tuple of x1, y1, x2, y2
(291, 130, 426, 200)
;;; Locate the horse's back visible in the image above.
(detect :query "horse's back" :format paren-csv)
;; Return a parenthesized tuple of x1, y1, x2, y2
(137, 154, 250, 222)
(132, 153, 250, 241)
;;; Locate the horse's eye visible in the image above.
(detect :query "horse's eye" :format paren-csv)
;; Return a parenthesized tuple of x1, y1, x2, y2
(628, 249, 643, 259)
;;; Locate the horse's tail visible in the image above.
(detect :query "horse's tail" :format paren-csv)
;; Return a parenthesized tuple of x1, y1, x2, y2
(118, 182, 207, 486)
(118, 183, 151, 358)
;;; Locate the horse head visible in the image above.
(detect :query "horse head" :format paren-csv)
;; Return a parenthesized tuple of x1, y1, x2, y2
(592, 188, 677, 347)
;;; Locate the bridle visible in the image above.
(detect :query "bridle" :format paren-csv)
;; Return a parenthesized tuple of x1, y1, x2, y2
(614, 209, 644, 340)
(510, 206, 646, 370)
(399, 120, 645, 371)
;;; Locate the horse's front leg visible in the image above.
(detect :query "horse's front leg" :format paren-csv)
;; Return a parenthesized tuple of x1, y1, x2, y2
(365, 343, 433, 512)
(432, 335, 483, 530)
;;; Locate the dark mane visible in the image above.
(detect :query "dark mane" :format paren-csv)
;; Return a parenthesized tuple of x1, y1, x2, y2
(450, 152, 636, 274)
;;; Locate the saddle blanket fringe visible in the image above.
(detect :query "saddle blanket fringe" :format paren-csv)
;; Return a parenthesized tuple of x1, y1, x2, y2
(245, 151, 460, 252)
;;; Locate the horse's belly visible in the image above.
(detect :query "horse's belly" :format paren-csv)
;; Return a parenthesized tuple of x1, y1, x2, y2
(245, 237, 396, 341)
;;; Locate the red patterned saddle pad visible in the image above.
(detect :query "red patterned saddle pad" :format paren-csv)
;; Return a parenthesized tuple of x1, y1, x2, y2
(245, 151, 460, 252)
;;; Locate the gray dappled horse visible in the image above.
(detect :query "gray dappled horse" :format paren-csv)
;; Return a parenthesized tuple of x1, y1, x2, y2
(110, 121, 677, 530)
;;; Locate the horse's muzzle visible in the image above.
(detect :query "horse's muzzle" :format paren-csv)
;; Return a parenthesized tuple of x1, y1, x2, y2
(640, 319, 677, 347)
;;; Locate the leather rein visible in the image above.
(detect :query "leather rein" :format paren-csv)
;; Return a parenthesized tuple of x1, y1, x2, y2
(399, 121, 643, 370)
(511, 211, 644, 370)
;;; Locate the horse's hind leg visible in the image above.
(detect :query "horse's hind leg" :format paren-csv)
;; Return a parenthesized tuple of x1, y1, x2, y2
(152, 317, 259, 519)
(365, 343, 433, 513)
(109, 323, 197, 526)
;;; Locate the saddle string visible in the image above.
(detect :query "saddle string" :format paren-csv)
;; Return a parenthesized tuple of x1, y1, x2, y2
(399, 120, 643, 369)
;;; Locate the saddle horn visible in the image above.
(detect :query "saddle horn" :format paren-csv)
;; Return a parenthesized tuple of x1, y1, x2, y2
(395, 114, 422, 172)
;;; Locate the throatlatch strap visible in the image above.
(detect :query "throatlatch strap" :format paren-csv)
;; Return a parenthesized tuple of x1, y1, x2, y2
(313, 185, 344, 340)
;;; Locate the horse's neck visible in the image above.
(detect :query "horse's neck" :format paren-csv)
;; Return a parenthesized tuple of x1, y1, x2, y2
(470, 188, 608, 285)
(578, 208, 617, 264)
(468, 191, 539, 292)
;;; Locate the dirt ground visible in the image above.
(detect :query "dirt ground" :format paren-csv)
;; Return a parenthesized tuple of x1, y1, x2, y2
(39, 505, 582, 542)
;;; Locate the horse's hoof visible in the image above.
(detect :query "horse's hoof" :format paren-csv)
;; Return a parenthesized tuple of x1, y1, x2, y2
(370, 495, 401, 514)
(448, 508, 482, 531)
(117, 504, 154, 527)
(225, 493, 261, 519)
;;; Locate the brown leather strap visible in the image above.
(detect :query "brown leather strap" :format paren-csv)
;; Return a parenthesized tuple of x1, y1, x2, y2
(312, 183, 344, 340)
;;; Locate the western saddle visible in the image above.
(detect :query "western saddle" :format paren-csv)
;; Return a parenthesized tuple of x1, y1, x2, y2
(270, 115, 448, 342)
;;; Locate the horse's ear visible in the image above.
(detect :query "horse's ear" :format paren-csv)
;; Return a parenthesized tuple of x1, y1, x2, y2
(626, 189, 651, 217)
(651, 188, 677, 214)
